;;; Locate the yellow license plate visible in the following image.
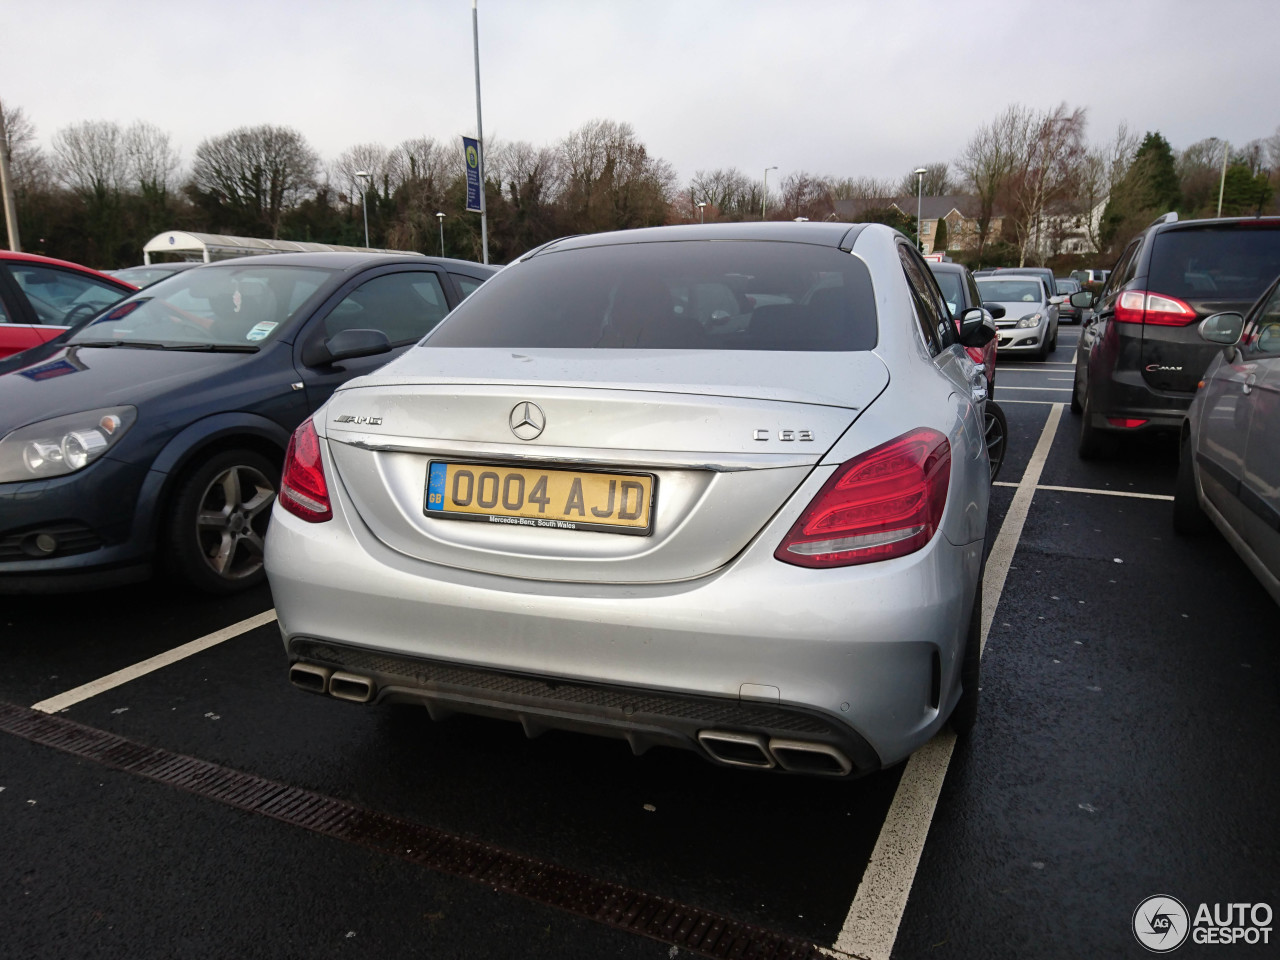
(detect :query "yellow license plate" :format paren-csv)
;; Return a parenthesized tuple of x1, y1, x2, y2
(425, 462, 655, 535)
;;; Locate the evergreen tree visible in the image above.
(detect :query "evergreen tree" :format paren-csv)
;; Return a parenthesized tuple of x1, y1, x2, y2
(1099, 131, 1180, 251)
(1219, 165, 1274, 216)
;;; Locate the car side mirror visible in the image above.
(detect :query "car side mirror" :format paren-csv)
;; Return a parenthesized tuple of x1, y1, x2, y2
(983, 303, 1005, 319)
(1049, 295, 1066, 305)
(1069, 291, 1095, 309)
(303, 328, 393, 366)
(1198, 312, 1244, 346)
(959, 308, 996, 347)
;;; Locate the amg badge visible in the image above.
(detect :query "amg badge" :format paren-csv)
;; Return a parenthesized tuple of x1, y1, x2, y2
(334, 415, 383, 425)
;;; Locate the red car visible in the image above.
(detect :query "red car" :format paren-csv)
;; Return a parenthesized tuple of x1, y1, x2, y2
(0, 252, 136, 358)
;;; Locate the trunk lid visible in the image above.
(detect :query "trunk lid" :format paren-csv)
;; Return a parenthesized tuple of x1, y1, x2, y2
(323, 348, 889, 583)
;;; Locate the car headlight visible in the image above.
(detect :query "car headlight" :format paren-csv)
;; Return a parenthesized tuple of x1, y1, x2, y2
(1016, 312, 1044, 328)
(0, 406, 137, 482)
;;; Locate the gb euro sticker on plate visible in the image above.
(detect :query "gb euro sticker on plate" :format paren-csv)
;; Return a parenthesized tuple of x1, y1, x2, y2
(246, 321, 278, 342)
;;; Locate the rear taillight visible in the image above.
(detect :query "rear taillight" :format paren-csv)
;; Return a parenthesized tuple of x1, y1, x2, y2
(1113, 290, 1197, 326)
(280, 418, 332, 522)
(775, 428, 951, 568)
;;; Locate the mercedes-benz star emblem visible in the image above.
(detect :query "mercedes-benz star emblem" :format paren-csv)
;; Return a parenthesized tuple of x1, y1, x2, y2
(509, 401, 546, 441)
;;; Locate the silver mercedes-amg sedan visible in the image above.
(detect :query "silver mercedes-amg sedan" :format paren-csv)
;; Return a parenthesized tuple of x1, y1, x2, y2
(265, 222, 994, 777)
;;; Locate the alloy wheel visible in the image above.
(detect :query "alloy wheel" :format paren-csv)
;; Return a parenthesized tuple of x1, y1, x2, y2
(194, 463, 276, 581)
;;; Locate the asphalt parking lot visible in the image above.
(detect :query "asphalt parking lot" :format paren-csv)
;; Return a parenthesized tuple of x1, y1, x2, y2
(2, 324, 1276, 959)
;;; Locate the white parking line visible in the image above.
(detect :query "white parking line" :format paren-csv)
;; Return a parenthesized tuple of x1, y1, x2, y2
(31, 610, 277, 714)
(996, 386, 1072, 392)
(992, 481, 1173, 502)
(831, 403, 1064, 960)
(996, 399, 1057, 405)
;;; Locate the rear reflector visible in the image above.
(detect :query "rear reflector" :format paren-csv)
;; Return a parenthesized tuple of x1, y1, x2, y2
(280, 418, 332, 522)
(1114, 290, 1197, 326)
(1106, 417, 1148, 429)
(775, 428, 950, 568)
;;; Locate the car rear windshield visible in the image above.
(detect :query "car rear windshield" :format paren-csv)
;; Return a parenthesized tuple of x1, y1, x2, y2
(1148, 223, 1280, 301)
(424, 240, 878, 351)
(976, 278, 1042, 303)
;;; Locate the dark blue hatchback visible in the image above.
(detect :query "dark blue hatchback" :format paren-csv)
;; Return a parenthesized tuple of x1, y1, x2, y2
(0, 252, 495, 593)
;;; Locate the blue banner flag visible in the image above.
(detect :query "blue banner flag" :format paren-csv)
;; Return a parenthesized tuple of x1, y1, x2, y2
(463, 137, 482, 213)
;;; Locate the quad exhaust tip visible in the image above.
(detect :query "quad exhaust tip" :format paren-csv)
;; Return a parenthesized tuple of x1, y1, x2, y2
(288, 662, 332, 694)
(696, 731, 774, 769)
(328, 671, 376, 703)
(698, 730, 853, 776)
(288, 663, 375, 704)
(768, 738, 853, 777)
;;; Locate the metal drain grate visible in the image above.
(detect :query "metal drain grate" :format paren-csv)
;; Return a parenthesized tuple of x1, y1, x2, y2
(1, 701, 825, 959)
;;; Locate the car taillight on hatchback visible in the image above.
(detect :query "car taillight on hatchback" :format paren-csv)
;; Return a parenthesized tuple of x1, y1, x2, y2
(279, 418, 332, 522)
(775, 428, 951, 568)
(1114, 290, 1197, 326)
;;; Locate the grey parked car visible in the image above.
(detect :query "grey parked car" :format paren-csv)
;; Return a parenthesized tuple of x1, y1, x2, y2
(975, 275, 1060, 360)
(1174, 274, 1280, 606)
(264, 222, 997, 778)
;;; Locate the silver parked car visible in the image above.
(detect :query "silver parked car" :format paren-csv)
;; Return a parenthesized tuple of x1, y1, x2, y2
(1174, 275, 1280, 606)
(975, 274, 1060, 360)
(265, 223, 995, 777)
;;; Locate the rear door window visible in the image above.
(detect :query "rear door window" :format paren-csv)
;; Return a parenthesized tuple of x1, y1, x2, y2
(449, 273, 485, 300)
(1148, 225, 1280, 301)
(425, 240, 878, 351)
(323, 271, 451, 344)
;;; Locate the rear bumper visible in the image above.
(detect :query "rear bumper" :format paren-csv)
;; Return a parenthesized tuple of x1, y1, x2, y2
(266, 480, 985, 773)
(1088, 369, 1193, 433)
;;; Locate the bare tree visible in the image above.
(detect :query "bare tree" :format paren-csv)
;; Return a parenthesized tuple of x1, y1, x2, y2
(688, 167, 761, 220)
(557, 119, 674, 231)
(956, 104, 1032, 257)
(1078, 122, 1141, 249)
(51, 120, 128, 197)
(123, 122, 180, 194)
(1004, 103, 1088, 265)
(779, 170, 832, 220)
(1176, 136, 1228, 219)
(828, 176, 897, 201)
(896, 162, 953, 197)
(334, 142, 390, 203)
(386, 136, 451, 193)
(190, 125, 319, 238)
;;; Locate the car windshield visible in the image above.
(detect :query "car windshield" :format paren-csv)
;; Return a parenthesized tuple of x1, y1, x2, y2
(68, 264, 333, 348)
(931, 271, 964, 315)
(977, 279, 1043, 303)
(1148, 224, 1280, 300)
(424, 240, 878, 351)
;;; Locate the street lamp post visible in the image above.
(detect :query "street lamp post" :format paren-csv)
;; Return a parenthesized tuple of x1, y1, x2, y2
(762, 166, 777, 220)
(914, 167, 927, 252)
(354, 170, 371, 248)
(0, 108, 20, 252)
(1216, 138, 1229, 218)
(436, 212, 446, 257)
(696, 200, 707, 224)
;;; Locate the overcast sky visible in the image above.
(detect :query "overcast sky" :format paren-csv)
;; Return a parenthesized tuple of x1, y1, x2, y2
(3, 0, 1275, 187)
